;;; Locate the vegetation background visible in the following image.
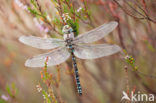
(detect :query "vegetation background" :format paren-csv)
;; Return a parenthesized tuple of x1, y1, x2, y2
(0, 0, 156, 103)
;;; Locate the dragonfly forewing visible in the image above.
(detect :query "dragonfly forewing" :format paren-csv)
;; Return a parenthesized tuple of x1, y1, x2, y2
(25, 47, 70, 67)
(19, 36, 65, 49)
(74, 44, 121, 59)
(73, 21, 118, 44)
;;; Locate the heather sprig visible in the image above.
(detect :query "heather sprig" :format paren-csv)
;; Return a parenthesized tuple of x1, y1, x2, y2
(123, 50, 138, 71)
(6, 83, 18, 99)
(144, 40, 156, 52)
(27, 0, 94, 37)
(0, 83, 19, 103)
(37, 57, 63, 103)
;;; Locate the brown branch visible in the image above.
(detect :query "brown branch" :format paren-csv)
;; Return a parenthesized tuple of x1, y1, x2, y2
(116, 18, 126, 49)
(112, 0, 145, 20)
(113, 0, 156, 23)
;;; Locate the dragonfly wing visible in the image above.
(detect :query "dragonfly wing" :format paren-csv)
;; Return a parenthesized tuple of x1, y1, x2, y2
(73, 21, 118, 43)
(25, 47, 70, 67)
(74, 44, 121, 59)
(19, 36, 65, 49)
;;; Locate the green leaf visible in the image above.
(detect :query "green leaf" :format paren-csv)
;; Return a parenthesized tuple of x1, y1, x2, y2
(30, 0, 38, 9)
(65, 0, 69, 2)
(28, 7, 39, 15)
(67, 19, 79, 36)
(6, 84, 12, 96)
(0, 99, 7, 103)
(42, 90, 51, 103)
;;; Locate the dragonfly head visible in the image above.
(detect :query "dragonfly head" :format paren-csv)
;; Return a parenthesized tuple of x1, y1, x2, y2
(62, 25, 73, 34)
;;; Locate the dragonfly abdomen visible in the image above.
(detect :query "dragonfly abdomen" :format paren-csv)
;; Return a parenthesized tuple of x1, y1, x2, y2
(70, 46, 82, 96)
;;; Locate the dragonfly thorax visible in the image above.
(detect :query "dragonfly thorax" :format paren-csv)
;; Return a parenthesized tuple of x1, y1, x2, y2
(65, 37, 74, 50)
(62, 25, 74, 40)
(63, 33, 74, 40)
(64, 34, 74, 52)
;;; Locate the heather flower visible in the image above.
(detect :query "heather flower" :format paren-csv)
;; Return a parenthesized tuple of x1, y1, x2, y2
(62, 13, 71, 23)
(77, 7, 82, 12)
(33, 18, 49, 33)
(1, 94, 9, 101)
(46, 15, 52, 22)
(124, 55, 130, 60)
(36, 85, 42, 92)
(14, 0, 29, 12)
(43, 92, 50, 99)
(43, 94, 46, 99)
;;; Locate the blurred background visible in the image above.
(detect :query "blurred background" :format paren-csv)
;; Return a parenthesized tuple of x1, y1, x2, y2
(0, 0, 156, 103)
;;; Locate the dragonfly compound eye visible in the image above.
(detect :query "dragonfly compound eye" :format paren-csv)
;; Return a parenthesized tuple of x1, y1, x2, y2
(62, 25, 73, 34)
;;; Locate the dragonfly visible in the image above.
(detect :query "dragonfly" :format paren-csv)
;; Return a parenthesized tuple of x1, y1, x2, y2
(19, 21, 121, 96)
